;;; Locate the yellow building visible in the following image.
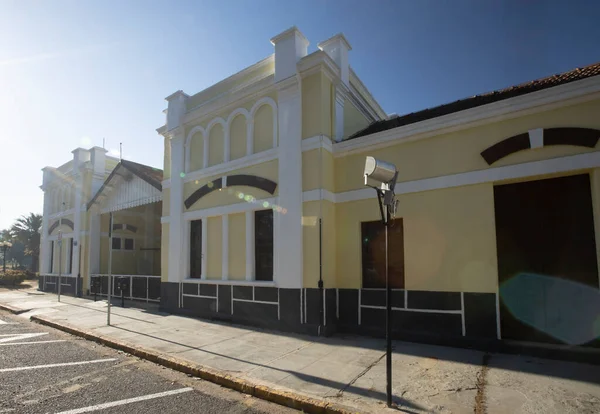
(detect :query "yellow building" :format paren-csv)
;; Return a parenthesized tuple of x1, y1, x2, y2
(158, 27, 600, 349)
(39, 150, 162, 301)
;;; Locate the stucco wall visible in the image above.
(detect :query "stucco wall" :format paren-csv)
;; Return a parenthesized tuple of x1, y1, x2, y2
(228, 212, 246, 280)
(335, 99, 600, 193)
(335, 184, 498, 292)
(184, 159, 278, 211)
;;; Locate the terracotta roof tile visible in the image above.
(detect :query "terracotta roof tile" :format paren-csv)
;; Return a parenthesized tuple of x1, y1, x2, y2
(349, 61, 600, 140)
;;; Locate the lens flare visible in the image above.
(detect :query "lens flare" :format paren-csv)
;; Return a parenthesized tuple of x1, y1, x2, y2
(238, 193, 244, 199)
(263, 201, 269, 208)
(180, 172, 185, 178)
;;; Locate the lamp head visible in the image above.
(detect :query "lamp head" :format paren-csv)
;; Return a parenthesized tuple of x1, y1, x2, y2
(364, 156, 397, 187)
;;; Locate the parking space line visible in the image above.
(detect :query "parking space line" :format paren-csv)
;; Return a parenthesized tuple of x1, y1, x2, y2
(0, 332, 48, 343)
(0, 358, 117, 373)
(0, 340, 67, 346)
(54, 388, 194, 414)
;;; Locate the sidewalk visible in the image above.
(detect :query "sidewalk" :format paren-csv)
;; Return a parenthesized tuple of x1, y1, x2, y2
(1, 288, 599, 414)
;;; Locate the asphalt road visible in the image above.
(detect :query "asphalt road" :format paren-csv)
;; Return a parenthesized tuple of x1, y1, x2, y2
(0, 311, 298, 414)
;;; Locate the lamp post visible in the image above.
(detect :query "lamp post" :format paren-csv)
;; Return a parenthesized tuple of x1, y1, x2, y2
(363, 156, 398, 408)
(0, 241, 12, 273)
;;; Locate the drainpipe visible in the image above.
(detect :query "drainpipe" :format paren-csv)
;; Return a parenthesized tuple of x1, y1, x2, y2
(318, 217, 324, 334)
(318, 138, 324, 335)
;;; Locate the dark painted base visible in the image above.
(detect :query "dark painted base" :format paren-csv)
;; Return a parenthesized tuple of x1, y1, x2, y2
(38, 275, 83, 297)
(159, 282, 600, 364)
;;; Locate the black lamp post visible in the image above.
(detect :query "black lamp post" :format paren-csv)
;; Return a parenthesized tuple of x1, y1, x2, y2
(0, 241, 12, 273)
(363, 156, 399, 408)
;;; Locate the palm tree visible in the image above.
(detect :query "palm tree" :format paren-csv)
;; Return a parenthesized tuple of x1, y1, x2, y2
(11, 213, 42, 272)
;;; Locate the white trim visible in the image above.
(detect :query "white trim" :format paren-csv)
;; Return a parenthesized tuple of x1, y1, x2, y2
(48, 208, 75, 220)
(404, 289, 408, 309)
(184, 196, 277, 221)
(232, 297, 278, 306)
(496, 291, 502, 340)
(246, 210, 255, 281)
(303, 288, 307, 324)
(222, 214, 229, 280)
(460, 292, 466, 336)
(182, 294, 217, 300)
(323, 289, 326, 326)
(358, 289, 361, 325)
(302, 189, 336, 203)
(182, 148, 278, 184)
(336, 289, 339, 320)
(299, 290, 303, 324)
(182, 278, 276, 287)
(301, 135, 333, 153)
(277, 288, 280, 321)
(334, 77, 600, 157)
(160, 216, 170, 224)
(360, 304, 463, 314)
(529, 128, 544, 149)
(336, 151, 600, 203)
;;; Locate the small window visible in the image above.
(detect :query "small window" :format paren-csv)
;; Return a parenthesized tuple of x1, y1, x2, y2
(255, 209, 273, 281)
(112, 237, 121, 250)
(189, 220, 203, 278)
(361, 218, 404, 289)
(49, 241, 54, 273)
(124, 238, 134, 251)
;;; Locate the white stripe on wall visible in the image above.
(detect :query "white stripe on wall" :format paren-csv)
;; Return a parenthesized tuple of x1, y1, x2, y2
(336, 151, 600, 203)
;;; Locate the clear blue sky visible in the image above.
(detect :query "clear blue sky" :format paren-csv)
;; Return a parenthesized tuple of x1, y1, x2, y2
(1, 0, 599, 230)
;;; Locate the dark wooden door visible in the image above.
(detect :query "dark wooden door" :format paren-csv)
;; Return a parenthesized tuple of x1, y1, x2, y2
(494, 174, 599, 344)
(190, 220, 202, 278)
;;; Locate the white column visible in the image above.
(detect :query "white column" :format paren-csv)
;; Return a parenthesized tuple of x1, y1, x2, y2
(271, 27, 307, 289)
(334, 88, 345, 142)
(168, 129, 185, 283)
(275, 81, 303, 288)
(222, 214, 229, 280)
(246, 119, 254, 156)
(88, 211, 101, 283)
(71, 176, 83, 277)
(245, 210, 254, 281)
(39, 176, 51, 274)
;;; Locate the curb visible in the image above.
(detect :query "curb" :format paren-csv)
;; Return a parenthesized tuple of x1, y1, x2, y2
(30, 315, 360, 414)
(0, 303, 29, 314)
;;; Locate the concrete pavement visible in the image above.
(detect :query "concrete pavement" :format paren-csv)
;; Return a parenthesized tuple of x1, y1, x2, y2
(1, 287, 599, 413)
(0, 310, 296, 414)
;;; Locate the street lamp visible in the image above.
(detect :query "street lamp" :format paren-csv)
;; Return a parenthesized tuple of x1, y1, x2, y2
(0, 241, 12, 273)
(363, 156, 398, 408)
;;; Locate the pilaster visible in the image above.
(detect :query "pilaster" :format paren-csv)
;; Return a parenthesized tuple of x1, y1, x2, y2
(275, 78, 304, 288)
(168, 128, 185, 282)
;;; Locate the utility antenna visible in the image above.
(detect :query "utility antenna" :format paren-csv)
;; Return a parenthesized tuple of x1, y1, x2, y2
(119, 143, 123, 160)
(102, 138, 105, 149)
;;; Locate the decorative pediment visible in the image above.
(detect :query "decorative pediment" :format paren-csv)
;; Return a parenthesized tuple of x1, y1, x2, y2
(87, 160, 163, 213)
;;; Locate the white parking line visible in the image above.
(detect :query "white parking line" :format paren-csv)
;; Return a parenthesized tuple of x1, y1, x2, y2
(0, 319, 17, 325)
(0, 340, 67, 346)
(0, 358, 117, 373)
(0, 332, 48, 343)
(55, 388, 194, 414)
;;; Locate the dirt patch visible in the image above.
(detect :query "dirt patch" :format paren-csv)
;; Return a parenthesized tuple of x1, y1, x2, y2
(474, 354, 491, 414)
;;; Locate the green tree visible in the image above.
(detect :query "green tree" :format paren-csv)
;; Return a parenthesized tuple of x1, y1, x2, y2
(11, 213, 42, 272)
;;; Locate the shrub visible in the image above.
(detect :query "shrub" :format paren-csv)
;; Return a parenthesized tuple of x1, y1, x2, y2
(0, 269, 28, 286)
